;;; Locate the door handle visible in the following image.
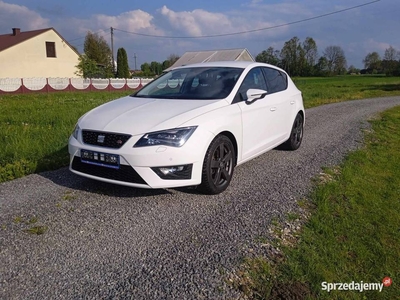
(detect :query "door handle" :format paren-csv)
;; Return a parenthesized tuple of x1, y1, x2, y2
(290, 101, 295, 105)
(270, 107, 277, 112)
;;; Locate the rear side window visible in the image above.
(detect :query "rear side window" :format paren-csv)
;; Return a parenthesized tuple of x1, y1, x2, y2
(262, 67, 287, 94)
(235, 67, 268, 102)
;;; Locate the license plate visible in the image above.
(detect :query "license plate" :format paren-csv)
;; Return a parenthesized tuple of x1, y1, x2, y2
(80, 149, 120, 169)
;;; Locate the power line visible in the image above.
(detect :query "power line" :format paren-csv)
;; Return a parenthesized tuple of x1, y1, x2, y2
(69, 31, 111, 48)
(67, 29, 108, 43)
(114, 0, 380, 39)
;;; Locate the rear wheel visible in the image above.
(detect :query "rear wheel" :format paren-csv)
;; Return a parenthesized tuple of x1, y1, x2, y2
(198, 135, 235, 194)
(282, 113, 304, 150)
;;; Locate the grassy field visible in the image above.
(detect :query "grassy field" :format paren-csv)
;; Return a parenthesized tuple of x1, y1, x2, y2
(294, 75, 400, 108)
(0, 90, 131, 182)
(239, 106, 400, 299)
(0, 75, 399, 183)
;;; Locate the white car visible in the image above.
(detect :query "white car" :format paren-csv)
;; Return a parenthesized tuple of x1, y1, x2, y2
(69, 61, 304, 194)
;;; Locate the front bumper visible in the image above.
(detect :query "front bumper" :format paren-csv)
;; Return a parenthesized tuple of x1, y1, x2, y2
(68, 129, 214, 189)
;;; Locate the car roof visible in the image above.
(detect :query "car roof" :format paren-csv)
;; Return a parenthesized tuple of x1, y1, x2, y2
(172, 60, 280, 71)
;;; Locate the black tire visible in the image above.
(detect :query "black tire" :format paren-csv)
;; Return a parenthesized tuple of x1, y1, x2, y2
(198, 135, 235, 194)
(282, 113, 304, 150)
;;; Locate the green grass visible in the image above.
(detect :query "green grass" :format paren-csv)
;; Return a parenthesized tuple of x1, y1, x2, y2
(25, 226, 48, 235)
(0, 90, 131, 182)
(239, 106, 400, 299)
(294, 75, 400, 108)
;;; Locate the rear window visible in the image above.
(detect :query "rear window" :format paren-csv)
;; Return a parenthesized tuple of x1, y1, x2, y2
(262, 67, 288, 93)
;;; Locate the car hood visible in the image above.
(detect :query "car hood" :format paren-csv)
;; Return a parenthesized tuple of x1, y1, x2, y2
(78, 96, 228, 135)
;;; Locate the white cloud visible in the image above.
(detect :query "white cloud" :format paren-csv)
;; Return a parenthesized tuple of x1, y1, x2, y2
(243, 1, 313, 17)
(159, 5, 286, 39)
(363, 39, 392, 53)
(68, 9, 164, 37)
(94, 10, 157, 32)
(159, 5, 233, 36)
(0, 0, 49, 32)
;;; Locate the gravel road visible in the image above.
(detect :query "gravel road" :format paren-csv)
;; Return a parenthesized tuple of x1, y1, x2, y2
(1, 97, 400, 299)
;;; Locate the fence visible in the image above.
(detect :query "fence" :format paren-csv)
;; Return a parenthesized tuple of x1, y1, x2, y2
(0, 77, 154, 94)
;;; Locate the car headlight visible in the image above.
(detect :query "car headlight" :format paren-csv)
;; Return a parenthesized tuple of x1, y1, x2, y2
(72, 124, 80, 140)
(134, 126, 197, 148)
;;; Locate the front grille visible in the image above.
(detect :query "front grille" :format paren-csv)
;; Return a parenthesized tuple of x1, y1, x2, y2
(82, 130, 131, 148)
(72, 156, 147, 185)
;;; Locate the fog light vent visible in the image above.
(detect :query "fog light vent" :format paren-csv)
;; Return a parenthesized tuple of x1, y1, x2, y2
(152, 164, 192, 180)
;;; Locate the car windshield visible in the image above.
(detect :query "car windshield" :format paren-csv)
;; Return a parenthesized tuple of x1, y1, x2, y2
(133, 67, 243, 100)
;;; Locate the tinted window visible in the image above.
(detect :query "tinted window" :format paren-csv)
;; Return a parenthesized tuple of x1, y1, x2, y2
(236, 67, 267, 101)
(262, 67, 287, 93)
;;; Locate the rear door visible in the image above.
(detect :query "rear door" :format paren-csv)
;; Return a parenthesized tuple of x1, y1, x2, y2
(236, 67, 278, 162)
(261, 67, 295, 140)
(236, 66, 295, 162)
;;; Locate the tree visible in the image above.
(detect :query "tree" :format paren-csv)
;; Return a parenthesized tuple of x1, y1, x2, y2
(162, 60, 171, 70)
(75, 54, 101, 78)
(83, 31, 113, 78)
(347, 65, 360, 74)
(141, 62, 153, 76)
(116, 48, 130, 78)
(150, 61, 162, 75)
(382, 46, 400, 75)
(384, 45, 398, 61)
(167, 54, 180, 65)
(296, 43, 307, 76)
(315, 56, 329, 76)
(362, 52, 381, 72)
(303, 37, 318, 75)
(256, 47, 280, 66)
(280, 36, 302, 76)
(323, 46, 347, 75)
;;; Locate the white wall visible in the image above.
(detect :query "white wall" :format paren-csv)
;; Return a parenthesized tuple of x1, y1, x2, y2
(0, 30, 79, 78)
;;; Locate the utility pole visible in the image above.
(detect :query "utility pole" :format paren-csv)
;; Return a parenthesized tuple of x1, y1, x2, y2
(134, 53, 137, 71)
(111, 27, 115, 74)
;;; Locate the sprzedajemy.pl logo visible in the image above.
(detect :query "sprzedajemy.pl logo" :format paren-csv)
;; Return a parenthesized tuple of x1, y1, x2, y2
(321, 277, 392, 293)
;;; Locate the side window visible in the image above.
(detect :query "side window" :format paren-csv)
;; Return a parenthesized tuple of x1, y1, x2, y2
(235, 67, 267, 102)
(262, 67, 287, 93)
(46, 41, 56, 58)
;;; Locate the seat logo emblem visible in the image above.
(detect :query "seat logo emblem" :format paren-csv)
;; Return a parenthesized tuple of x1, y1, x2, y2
(97, 135, 105, 143)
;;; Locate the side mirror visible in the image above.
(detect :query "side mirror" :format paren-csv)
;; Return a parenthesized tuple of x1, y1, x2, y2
(245, 89, 268, 104)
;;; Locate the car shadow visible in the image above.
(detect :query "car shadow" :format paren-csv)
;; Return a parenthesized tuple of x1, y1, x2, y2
(274, 144, 291, 151)
(36, 141, 291, 198)
(40, 167, 172, 198)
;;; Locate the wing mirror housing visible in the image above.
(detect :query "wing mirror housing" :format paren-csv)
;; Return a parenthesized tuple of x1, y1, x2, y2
(245, 89, 268, 104)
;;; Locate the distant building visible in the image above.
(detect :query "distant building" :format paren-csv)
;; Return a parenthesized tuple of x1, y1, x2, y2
(0, 27, 80, 78)
(166, 48, 254, 71)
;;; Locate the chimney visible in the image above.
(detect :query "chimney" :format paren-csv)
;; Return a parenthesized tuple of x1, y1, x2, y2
(12, 28, 21, 36)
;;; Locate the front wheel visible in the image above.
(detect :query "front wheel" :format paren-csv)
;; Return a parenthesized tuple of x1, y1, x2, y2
(282, 113, 304, 150)
(198, 135, 235, 194)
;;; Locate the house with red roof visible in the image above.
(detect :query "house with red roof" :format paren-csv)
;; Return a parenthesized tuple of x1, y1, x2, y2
(0, 28, 80, 78)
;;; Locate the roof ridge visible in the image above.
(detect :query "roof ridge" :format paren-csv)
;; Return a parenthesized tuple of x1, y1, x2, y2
(0, 27, 52, 38)
(0, 27, 68, 53)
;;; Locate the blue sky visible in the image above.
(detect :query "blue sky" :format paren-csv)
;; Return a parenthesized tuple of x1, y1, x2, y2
(1, 0, 399, 69)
